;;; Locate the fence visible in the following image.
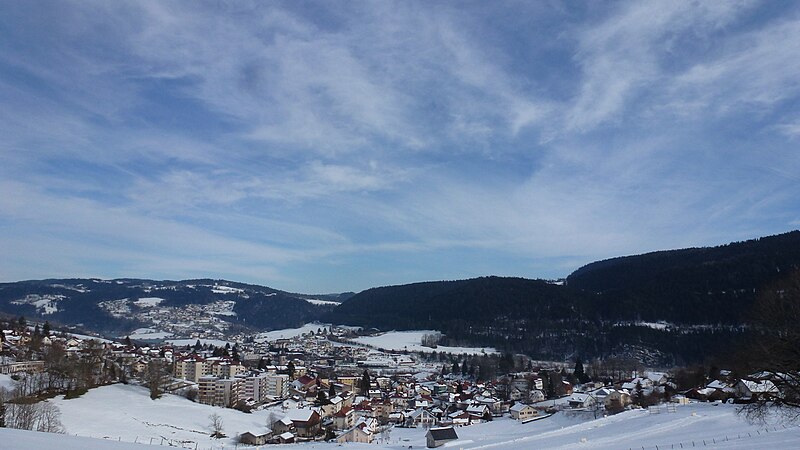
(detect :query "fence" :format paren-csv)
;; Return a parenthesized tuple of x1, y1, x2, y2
(624, 423, 800, 450)
(73, 434, 263, 450)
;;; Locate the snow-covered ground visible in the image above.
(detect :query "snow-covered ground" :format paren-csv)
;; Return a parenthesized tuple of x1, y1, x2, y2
(166, 338, 232, 348)
(0, 373, 18, 391)
(6, 386, 800, 450)
(254, 323, 328, 342)
(353, 330, 498, 355)
(133, 297, 165, 307)
(304, 298, 341, 306)
(127, 328, 173, 340)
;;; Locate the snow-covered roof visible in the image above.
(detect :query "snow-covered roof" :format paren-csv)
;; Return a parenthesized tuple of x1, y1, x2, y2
(510, 403, 532, 412)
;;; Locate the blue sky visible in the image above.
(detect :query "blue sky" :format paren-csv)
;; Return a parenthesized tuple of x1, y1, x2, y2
(1, 1, 799, 293)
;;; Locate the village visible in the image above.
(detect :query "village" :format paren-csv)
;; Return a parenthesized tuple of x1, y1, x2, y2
(0, 318, 785, 448)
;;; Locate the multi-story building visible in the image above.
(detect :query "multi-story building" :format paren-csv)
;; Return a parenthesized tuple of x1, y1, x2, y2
(198, 375, 244, 407)
(198, 375, 219, 405)
(174, 355, 208, 383)
(266, 374, 290, 398)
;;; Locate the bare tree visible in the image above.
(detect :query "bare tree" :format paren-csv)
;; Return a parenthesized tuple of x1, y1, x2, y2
(739, 269, 800, 423)
(35, 402, 65, 433)
(209, 412, 225, 438)
(267, 411, 278, 429)
(145, 359, 170, 400)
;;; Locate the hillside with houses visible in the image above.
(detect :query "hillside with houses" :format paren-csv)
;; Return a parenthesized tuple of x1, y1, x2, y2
(1, 315, 797, 448)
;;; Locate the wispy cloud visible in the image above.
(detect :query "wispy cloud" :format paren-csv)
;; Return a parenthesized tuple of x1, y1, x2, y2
(1, 1, 799, 292)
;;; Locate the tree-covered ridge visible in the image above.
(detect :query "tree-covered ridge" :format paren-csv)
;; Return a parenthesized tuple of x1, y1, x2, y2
(325, 230, 800, 364)
(567, 230, 800, 324)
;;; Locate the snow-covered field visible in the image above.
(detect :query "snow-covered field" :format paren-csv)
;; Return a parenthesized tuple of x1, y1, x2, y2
(304, 298, 341, 306)
(254, 323, 328, 342)
(4, 386, 800, 450)
(133, 297, 165, 307)
(127, 328, 173, 340)
(353, 330, 498, 355)
(166, 338, 232, 348)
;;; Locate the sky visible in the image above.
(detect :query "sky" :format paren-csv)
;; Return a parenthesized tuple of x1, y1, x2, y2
(1, 1, 799, 293)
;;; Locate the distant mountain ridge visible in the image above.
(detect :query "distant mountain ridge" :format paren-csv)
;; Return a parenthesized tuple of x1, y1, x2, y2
(2, 230, 799, 364)
(0, 278, 340, 335)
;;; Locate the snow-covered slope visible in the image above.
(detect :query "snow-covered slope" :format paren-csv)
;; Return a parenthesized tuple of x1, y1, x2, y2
(353, 330, 498, 355)
(7, 383, 799, 450)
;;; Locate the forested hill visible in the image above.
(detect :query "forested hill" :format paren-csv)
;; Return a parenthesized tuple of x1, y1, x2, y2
(566, 230, 800, 324)
(326, 230, 800, 363)
(325, 277, 592, 330)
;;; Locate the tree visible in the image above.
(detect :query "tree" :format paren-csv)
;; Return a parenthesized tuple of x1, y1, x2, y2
(287, 361, 296, 379)
(145, 359, 170, 400)
(328, 383, 336, 398)
(209, 413, 225, 438)
(316, 390, 330, 406)
(739, 269, 800, 422)
(574, 358, 589, 384)
(124, 336, 132, 347)
(42, 321, 50, 336)
(360, 369, 371, 394)
(632, 380, 644, 406)
(452, 361, 460, 375)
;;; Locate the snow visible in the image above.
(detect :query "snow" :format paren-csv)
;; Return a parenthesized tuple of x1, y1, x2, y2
(127, 328, 173, 340)
(304, 298, 341, 306)
(52, 384, 277, 448)
(353, 330, 498, 355)
(15, 390, 800, 450)
(0, 373, 18, 391)
(209, 285, 244, 294)
(0, 428, 150, 450)
(133, 297, 164, 307)
(166, 338, 232, 348)
(11, 294, 64, 314)
(254, 323, 329, 342)
(68, 333, 112, 343)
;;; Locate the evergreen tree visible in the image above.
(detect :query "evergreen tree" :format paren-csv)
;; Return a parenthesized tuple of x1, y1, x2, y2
(574, 357, 589, 384)
(452, 361, 460, 375)
(329, 383, 336, 398)
(287, 361, 296, 379)
(124, 336, 132, 347)
(360, 369, 371, 394)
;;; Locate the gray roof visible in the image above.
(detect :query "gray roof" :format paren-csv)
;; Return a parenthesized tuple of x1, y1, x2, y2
(428, 427, 458, 441)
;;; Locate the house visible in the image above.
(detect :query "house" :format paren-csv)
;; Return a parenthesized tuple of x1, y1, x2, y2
(239, 431, 271, 445)
(447, 411, 471, 426)
(735, 379, 779, 400)
(271, 417, 294, 434)
(567, 393, 596, 409)
(387, 411, 406, 424)
(283, 408, 321, 437)
(333, 406, 355, 430)
(336, 425, 373, 444)
(275, 431, 295, 444)
(509, 403, 537, 421)
(602, 389, 631, 411)
(407, 407, 436, 427)
(465, 404, 490, 421)
(426, 426, 458, 448)
(528, 389, 545, 403)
